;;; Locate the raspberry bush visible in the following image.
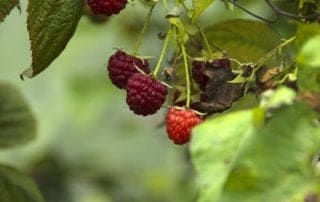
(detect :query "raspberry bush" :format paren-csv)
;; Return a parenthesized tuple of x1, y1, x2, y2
(1, 0, 320, 201)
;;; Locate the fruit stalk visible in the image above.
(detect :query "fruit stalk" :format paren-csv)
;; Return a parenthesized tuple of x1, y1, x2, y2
(133, 3, 156, 55)
(153, 28, 173, 77)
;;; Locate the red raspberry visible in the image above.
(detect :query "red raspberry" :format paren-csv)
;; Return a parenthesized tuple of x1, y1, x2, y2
(108, 50, 150, 89)
(166, 107, 203, 145)
(88, 0, 127, 16)
(126, 73, 168, 116)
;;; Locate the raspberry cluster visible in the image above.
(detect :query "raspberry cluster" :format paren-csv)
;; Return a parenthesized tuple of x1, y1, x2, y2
(89, 0, 205, 145)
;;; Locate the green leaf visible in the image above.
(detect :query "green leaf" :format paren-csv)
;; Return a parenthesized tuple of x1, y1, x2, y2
(260, 86, 296, 109)
(21, 0, 83, 78)
(191, 103, 320, 202)
(0, 82, 36, 148)
(297, 35, 320, 68)
(220, 104, 320, 202)
(0, 0, 18, 22)
(295, 23, 320, 92)
(191, 0, 215, 22)
(191, 110, 254, 202)
(203, 20, 282, 63)
(297, 67, 320, 93)
(295, 23, 320, 52)
(0, 164, 44, 202)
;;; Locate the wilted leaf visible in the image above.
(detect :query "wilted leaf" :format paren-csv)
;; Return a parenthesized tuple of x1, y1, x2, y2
(0, 82, 36, 148)
(0, 0, 18, 22)
(203, 20, 282, 63)
(22, 0, 83, 78)
(0, 164, 44, 202)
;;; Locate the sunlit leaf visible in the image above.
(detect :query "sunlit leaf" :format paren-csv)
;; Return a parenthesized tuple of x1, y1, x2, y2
(0, 82, 36, 148)
(21, 0, 83, 78)
(0, 0, 18, 22)
(295, 22, 320, 52)
(220, 104, 320, 202)
(191, 110, 254, 202)
(191, 103, 320, 202)
(203, 20, 282, 63)
(297, 35, 320, 68)
(0, 164, 44, 202)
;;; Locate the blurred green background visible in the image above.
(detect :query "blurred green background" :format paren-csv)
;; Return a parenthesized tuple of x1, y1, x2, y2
(0, 1, 279, 201)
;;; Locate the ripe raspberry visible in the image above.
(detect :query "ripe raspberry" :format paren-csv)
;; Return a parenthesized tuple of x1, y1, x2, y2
(88, 0, 128, 16)
(108, 50, 150, 89)
(166, 107, 203, 145)
(126, 73, 167, 116)
(192, 61, 208, 91)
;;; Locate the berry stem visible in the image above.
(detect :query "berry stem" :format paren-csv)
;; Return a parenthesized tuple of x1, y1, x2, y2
(196, 23, 213, 56)
(133, 4, 156, 55)
(153, 28, 173, 77)
(179, 31, 191, 108)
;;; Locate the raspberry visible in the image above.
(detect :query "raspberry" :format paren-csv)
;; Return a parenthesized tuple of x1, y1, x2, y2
(192, 61, 208, 91)
(126, 73, 167, 116)
(108, 50, 150, 89)
(166, 107, 203, 145)
(88, 0, 127, 16)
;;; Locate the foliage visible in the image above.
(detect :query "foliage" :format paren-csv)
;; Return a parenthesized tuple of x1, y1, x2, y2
(1, 0, 320, 201)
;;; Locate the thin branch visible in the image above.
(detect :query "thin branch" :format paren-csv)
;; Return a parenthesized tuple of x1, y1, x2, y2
(226, 0, 278, 23)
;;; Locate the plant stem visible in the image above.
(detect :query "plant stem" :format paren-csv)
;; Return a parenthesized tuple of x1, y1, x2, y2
(153, 28, 173, 77)
(196, 23, 213, 56)
(133, 4, 156, 55)
(256, 36, 296, 66)
(179, 31, 191, 108)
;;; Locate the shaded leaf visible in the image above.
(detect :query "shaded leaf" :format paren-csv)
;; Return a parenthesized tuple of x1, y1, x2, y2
(203, 20, 282, 63)
(0, 0, 18, 22)
(22, 0, 83, 78)
(0, 164, 44, 202)
(0, 82, 36, 148)
(191, 0, 215, 22)
(297, 67, 320, 93)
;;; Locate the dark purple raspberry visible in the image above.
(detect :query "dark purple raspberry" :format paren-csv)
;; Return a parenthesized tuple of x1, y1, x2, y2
(126, 73, 168, 116)
(88, 0, 128, 16)
(192, 61, 209, 91)
(108, 50, 150, 89)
